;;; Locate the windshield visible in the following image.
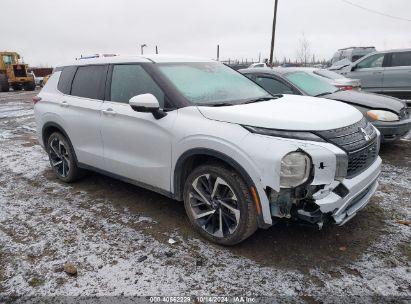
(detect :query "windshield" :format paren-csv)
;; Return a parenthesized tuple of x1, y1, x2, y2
(157, 62, 271, 105)
(285, 72, 338, 96)
(2, 55, 13, 65)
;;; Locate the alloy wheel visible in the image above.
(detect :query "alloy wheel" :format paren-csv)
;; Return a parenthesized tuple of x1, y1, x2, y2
(188, 174, 240, 238)
(49, 137, 70, 178)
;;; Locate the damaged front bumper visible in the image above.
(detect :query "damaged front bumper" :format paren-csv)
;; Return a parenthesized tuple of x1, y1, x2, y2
(315, 156, 381, 225)
(268, 156, 382, 227)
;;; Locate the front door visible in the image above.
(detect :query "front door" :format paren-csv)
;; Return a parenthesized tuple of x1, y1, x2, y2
(345, 53, 385, 93)
(101, 64, 176, 192)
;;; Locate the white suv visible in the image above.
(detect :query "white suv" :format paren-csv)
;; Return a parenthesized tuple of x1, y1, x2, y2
(34, 55, 381, 245)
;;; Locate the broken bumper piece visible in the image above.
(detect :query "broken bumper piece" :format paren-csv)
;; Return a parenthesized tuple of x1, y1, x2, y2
(315, 156, 382, 225)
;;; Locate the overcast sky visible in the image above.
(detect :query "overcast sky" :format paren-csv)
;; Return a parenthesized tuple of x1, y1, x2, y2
(1, 0, 411, 66)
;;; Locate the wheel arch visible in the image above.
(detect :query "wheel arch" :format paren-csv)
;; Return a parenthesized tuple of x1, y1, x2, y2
(42, 122, 79, 165)
(173, 148, 255, 201)
(173, 148, 269, 228)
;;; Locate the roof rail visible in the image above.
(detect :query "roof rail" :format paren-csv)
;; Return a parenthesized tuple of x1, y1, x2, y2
(76, 54, 118, 60)
(337, 46, 376, 51)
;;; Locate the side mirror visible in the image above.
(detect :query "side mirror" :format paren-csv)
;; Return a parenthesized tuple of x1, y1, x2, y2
(350, 65, 357, 72)
(129, 94, 167, 119)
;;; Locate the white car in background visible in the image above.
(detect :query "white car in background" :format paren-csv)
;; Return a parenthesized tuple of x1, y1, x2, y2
(248, 62, 269, 69)
(34, 55, 381, 245)
(28, 71, 43, 87)
(310, 68, 361, 91)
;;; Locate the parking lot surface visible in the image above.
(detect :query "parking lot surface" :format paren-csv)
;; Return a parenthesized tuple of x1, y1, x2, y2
(0, 91, 410, 301)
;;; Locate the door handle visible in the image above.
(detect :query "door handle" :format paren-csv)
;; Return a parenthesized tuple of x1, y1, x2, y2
(102, 108, 116, 115)
(60, 101, 69, 107)
(373, 71, 382, 75)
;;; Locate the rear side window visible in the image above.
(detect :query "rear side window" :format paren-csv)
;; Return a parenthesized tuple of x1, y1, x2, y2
(110, 64, 165, 107)
(255, 76, 294, 95)
(71, 65, 107, 99)
(57, 66, 77, 94)
(390, 52, 411, 67)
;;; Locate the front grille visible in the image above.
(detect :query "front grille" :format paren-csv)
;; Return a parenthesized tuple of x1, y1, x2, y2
(13, 65, 27, 78)
(316, 117, 379, 178)
(347, 140, 378, 177)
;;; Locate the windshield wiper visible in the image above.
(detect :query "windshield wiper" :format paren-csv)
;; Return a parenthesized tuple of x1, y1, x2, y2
(242, 96, 278, 104)
(314, 92, 334, 97)
(200, 102, 235, 107)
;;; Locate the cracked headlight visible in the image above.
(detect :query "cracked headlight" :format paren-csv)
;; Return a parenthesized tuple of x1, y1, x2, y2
(367, 110, 399, 122)
(280, 152, 311, 188)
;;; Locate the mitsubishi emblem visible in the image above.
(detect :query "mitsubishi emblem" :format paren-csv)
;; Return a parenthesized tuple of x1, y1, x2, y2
(360, 127, 371, 141)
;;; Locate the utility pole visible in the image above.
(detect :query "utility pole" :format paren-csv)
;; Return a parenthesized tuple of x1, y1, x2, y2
(141, 44, 147, 55)
(269, 0, 279, 66)
(217, 45, 220, 61)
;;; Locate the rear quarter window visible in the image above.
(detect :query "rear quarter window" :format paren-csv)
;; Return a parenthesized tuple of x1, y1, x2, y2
(57, 66, 77, 94)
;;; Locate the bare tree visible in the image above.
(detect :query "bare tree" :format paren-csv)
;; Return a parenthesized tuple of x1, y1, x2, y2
(296, 33, 311, 66)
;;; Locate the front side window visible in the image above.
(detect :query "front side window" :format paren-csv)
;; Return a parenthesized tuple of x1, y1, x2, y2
(255, 76, 294, 95)
(357, 54, 384, 69)
(110, 65, 165, 107)
(71, 65, 106, 99)
(157, 62, 271, 105)
(285, 72, 338, 96)
(390, 52, 411, 67)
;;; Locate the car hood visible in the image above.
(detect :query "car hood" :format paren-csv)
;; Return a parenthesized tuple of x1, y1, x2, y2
(324, 90, 406, 114)
(197, 94, 363, 131)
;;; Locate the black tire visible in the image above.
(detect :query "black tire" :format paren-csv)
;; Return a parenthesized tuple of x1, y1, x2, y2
(47, 132, 82, 183)
(0, 74, 9, 92)
(23, 81, 36, 91)
(11, 84, 22, 91)
(183, 162, 258, 245)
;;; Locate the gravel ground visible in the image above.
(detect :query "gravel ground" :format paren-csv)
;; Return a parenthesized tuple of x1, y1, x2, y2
(0, 91, 410, 302)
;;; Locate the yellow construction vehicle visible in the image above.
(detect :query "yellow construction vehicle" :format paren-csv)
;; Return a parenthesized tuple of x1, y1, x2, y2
(0, 51, 36, 92)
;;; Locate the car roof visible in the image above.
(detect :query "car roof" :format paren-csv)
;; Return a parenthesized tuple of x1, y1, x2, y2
(57, 54, 215, 68)
(366, 48, 411, 55)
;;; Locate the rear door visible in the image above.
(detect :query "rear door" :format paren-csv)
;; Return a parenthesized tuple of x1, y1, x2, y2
(345, 53, 385, 93)
(100, 64, 176, 192)
(382, 51, 411, 97)
(61, 65, 107, 169)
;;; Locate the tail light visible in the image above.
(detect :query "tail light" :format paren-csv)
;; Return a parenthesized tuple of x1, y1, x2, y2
(32, 96, 42, 104)
(336, 85, 353, 91)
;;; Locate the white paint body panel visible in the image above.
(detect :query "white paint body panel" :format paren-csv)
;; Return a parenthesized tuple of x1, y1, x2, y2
(101, 101, 177, 191)
(198, 95, 363, 131)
